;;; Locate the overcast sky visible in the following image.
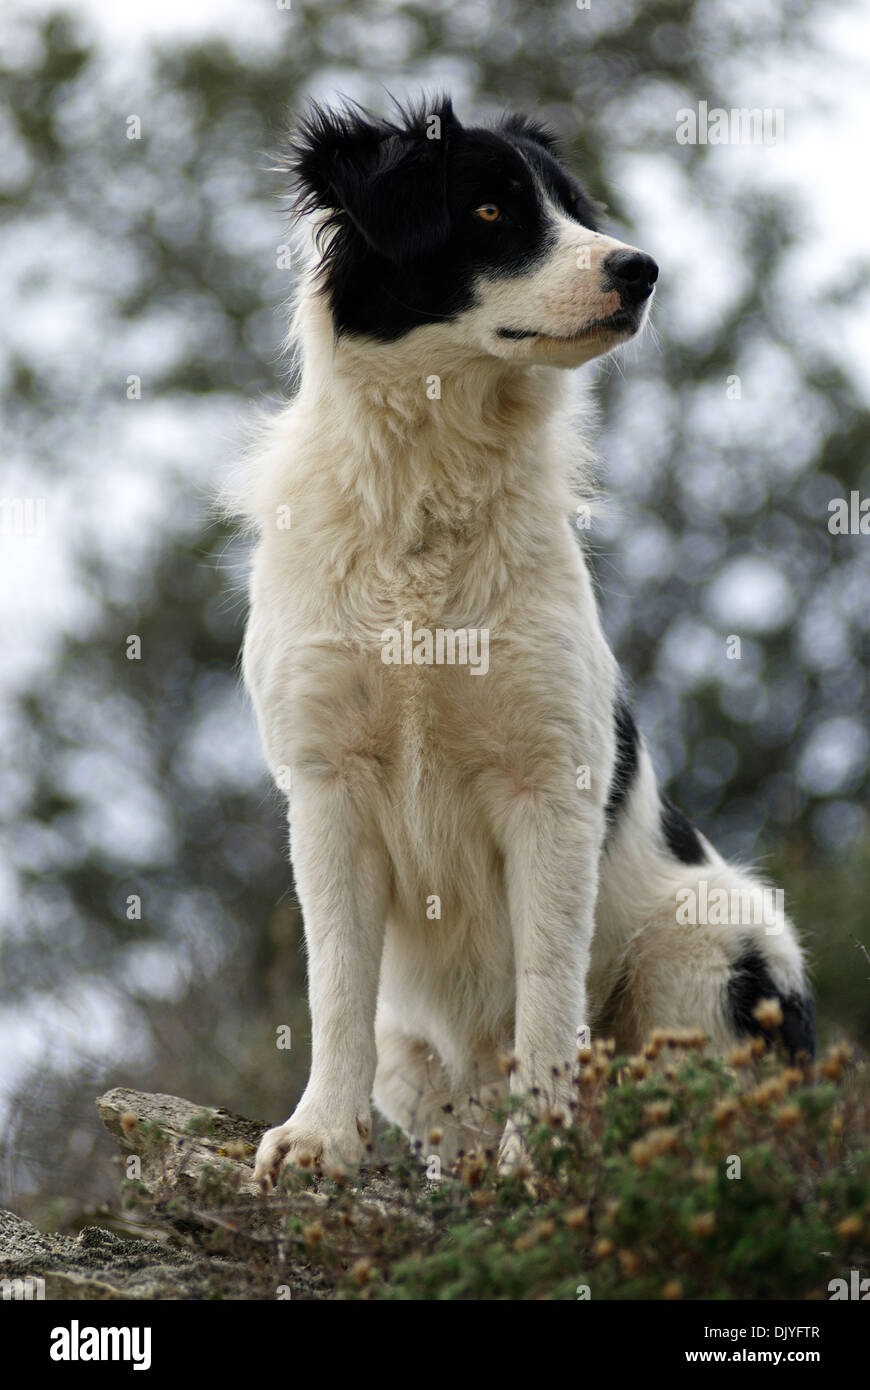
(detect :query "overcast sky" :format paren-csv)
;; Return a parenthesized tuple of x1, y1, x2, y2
(12, 0, 870, 315)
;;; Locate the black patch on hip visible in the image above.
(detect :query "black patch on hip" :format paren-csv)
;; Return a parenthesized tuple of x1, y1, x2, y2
(660, 794, 707, 865)
(727, 942, 816, 1059)
(604, 696, 640, 828)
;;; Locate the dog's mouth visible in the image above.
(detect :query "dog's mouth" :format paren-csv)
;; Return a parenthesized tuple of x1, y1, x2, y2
(497, 310, 638, 344)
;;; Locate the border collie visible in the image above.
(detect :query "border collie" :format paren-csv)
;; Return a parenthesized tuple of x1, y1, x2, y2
(236, 96, 814, 1183)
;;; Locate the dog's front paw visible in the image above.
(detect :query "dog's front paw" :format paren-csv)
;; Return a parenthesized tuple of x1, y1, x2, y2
(253, 1112, 369, 1191)
(497, 1120, 532, 1178)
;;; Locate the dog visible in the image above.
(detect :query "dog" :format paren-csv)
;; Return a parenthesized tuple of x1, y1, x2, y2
(236, 96, 814, 1185)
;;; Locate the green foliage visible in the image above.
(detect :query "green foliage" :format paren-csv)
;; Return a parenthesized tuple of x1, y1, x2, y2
(120, 1035, 869, 1300)
(184, 1110, 217, 1137)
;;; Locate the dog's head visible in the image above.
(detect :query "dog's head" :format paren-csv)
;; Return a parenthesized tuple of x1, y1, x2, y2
(288, 95, 657, 369)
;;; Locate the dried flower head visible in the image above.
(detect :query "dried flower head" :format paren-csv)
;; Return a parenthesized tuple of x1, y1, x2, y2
(631, 1127, 678, 1167)
(752, 997, 783, 1029)
(644, 1101, 671, 1126)
(564, 1206, 589, 1230)
(727, 1044, 752, 1068)
(836, 1215, 863, 1241)
(713, 1098, 739, 1128)
(691, 1164, 716, 1185)
(689, 1211, 716, 1238)
(774, 1105, 800, 1131)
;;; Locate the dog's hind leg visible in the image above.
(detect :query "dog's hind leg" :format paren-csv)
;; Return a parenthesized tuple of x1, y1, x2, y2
(373, 1020, 506, 1166)
(592, 866, 814, 1059)
(590, 708, 814, 1058)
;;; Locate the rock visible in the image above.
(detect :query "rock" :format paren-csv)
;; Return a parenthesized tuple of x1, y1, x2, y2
(1, 1090, 338, 1299)
(0, 1088, 417, 1300)
(0, 1207, 242, 1300)
(95, 1086, 265, 1199)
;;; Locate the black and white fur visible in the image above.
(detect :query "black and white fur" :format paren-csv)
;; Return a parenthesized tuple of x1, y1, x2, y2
(236, 97, 814, 1183)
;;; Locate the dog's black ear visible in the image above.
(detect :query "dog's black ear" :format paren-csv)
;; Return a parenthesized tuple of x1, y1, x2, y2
(498, 112, 560, 154)
(291, 97, 460, 265)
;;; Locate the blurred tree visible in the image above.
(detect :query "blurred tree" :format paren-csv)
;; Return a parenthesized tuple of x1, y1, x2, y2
(1, 0, 868, 1219)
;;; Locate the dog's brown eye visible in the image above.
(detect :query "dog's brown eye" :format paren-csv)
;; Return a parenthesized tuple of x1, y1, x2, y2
(474, 204, 501, 223)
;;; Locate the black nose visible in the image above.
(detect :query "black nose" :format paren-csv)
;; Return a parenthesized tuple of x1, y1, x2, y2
(604, 250, 659, 304)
